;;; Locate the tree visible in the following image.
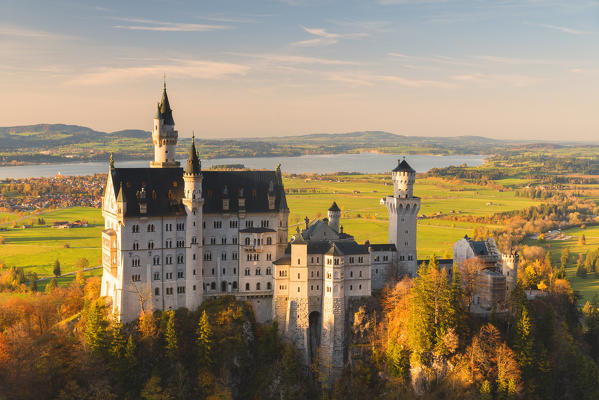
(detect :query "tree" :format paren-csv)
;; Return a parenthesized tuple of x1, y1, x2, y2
(53, 259, 61, 277)
(514, 306, 534, 370)
(109, 314, 126, 361)
(164, 310, 178, 360)
(139, 309, 158, 340)
(480, 380, 492, 400)
(75, 270, 85, 287)
(28, 272, 38, 292)
(561, 248, 570, 269)
(85, 301, 108, 356)
(545, 251, 552, 270)
(75, 257, 89, 270)
(579, 234, 587, 246)
(45, 277, 57, 293)
(196, 310, 213, 368)
(407, 259, 459, 365)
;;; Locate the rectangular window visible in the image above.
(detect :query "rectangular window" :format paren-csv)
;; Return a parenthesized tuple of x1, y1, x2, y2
(177, 286, 185, 294)
(166, 287, 173, 295)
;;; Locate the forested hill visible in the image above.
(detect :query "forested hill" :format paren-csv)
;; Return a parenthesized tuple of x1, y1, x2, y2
(0, 123, 585, 165)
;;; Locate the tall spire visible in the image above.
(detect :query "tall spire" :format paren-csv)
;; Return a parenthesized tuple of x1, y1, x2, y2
(159, 80, 174, 125)
(185, 132, 201, 175)
(109, 153, 114, 169)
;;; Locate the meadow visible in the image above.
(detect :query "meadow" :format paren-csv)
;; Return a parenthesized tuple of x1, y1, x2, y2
(523, 225, 599, 302)
(3, 173, 597, 299)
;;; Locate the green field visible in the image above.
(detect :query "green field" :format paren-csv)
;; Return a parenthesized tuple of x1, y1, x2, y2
(285, 175, 540, 258)
(2, 175, 595, 298)
(0, 207, 103, 278)
(523, 225, 599, 303)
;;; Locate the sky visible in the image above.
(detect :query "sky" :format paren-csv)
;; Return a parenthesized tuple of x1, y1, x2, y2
(1, 0, 599, 141)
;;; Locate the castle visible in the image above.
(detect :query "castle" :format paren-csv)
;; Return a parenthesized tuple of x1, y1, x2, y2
(100, 83, 514, 379)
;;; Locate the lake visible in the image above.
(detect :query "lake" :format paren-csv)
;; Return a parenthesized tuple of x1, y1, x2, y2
(0, 153, 486, 179)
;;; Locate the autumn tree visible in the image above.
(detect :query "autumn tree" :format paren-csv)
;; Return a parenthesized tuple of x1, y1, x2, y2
(164, 310, 178, 360)
(196, 310, 213, 368)
(45, 277, 57, 293)
(579, 234, 587, 246)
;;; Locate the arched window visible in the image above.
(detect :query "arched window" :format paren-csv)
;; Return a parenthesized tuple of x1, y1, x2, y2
(256, 282, 261, 290)
(147, 224, 154, 232)
(245, 283, 250, 291)
(267, 282, 271, 290)
(221, 281, 227, 292)
(245, 237, 251, 246)
(232, 281, 238, 290)
(154, 287, 160, 295)
(266, 237, 272, 245)
(210, 282, 216, 290)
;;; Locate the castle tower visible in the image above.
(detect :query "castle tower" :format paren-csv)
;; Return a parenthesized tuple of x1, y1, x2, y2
(327, 202, 341, 233)
(150, 81, 180, 168)
(321, 243, 346, 382)
(501, 251, 519, 292)
(182, 135, 204, 310)
(381, 159, 420, 276)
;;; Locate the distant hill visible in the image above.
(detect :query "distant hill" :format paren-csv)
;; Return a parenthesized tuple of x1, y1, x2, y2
(0, 123, 593, 166)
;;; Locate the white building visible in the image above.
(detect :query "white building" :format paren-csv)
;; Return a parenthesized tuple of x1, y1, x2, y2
(100, 84, 289, 323)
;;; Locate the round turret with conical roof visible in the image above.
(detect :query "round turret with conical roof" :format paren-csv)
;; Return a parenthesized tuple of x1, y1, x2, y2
(328, 201, 341, 232)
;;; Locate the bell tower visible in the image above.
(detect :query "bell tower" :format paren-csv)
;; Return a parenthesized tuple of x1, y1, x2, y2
(150, 80, 180, 168)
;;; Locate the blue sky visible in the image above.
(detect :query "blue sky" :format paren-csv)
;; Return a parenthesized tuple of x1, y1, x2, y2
(1, 0, 598, 140)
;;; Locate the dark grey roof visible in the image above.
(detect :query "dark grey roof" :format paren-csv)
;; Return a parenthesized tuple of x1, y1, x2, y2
(184, 136, 201, 175)
(202, 170, 288, 214)
(369, 243, 397, 252)
(239, 227, 276, 233)
(110, 167, 186, 217)
(110, 167, 288, 217)
(273, 256, 291, 265)
(307, 241, 333, 255)
(469, 240, 489, 256)
(392, 159, 415, 173)
(158, 84, 175, 125)
(326, 241, 369, 256)
(328, 202, 340, 212)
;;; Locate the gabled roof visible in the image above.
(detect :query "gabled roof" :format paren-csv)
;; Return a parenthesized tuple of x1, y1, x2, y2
(110, 167, 186, 217)
(108, 167, 289, 217)
(273, 256, 291, 265)
(392, 159, 415, 173)
(326, 241, 369, 256)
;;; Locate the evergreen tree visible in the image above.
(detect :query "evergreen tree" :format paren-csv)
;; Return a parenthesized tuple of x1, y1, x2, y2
(514, 306, 534, 370)
(45, 277, 57, 293)
(125, 335, 137, 369)
(53, 259, 61, 277)
(164, 310, 178, 360)
(545, 251, 552, 269)
(196, 310, 213, 368)
(29, 272, 38, 292)
(579, 234, 587, 246)
(577, 258, 587, 278)
(85, 301, 108, 357)
(407, 258, 459, 365)
(109, 314, 126, 361)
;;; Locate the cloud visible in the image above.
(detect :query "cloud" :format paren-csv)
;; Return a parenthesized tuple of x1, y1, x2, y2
(378, 0, 449, 4)
(0, 26, 71, 39)
(113, 18, 230, 32)
(292, 26, 368, 47)
(327, 71, 454, 88)
(534, 23, 587, 35)
(451, 73, 537, 87)
(388, 52, 478, 67)
(231, 53, 362, 66)
(69, 59, 249, 85)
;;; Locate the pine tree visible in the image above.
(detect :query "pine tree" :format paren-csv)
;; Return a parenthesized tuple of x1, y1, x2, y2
(164, 310, 178, 360)
(196, 310, 213, 368)
(45, 277, 57, 293)
(561, 248, 570, 269)
(85, 301, 108, 357)
(109, 314, 126, 361)
(514, 306, 534, 369)
(29, 272, 38, 292)
(53, 259, 61, 277)
(125, 335, 137, 369)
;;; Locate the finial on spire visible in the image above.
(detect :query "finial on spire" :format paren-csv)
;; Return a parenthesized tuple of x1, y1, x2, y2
(109, 153, 114, 169)
(163, 73, 166, 89)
